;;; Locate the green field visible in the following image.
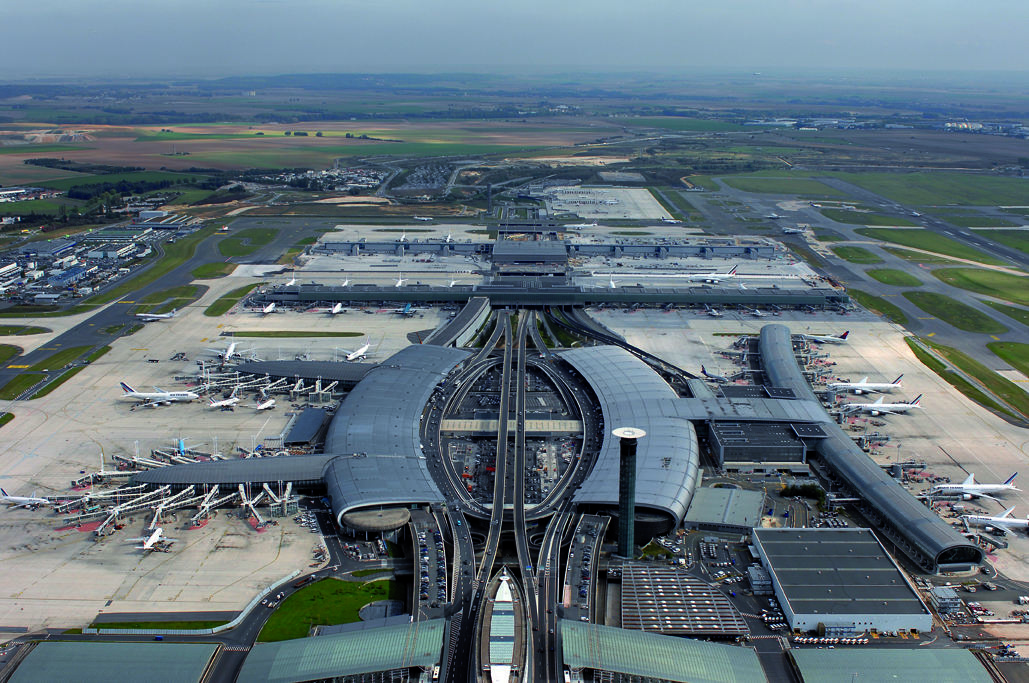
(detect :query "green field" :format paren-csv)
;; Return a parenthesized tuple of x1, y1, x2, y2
(865, 269, 923, 287)
(921, 339, 1029, 422)
(40, 170, 206, 191)
(821, 208, 917, 226)
(0, 344, 21, 365)
(31, 366, 87, 398)
(682, 175, 720, 191)
(972, 229, 1029, 256)
(830, 246, 883, 264)
(192, 262, 236, 279)
(881, 247, 959, 264)
(136, 284, 207, 314)
(0, 373, 45, 400)
(720, 177, 845, 197)
(258, 578, 403, 642)
(218, 227, 278, 257)
(981, 301, 1029, 327)
(0, 144, 91, 155)
(902, 291, 1007, 334)
(854, 228, 1003, 265)
(204, 283, 264, 317)
(29, 345, 92, 372)
(928, 211, 1016, 228)
(616, 117, 750, 132)
(931, 268, 1029, 307)
(830, 171, 1029, 206)
(0, 413, 13, 428)
(906, 339, 1015, 421)
(230, 330, 364, 338)
(0, 199, 68, 216)
(0, 326, 50, 336)
(988, 342, 1029, 380)
(139, 285, 200, 304)
(847, 289, 908, 325)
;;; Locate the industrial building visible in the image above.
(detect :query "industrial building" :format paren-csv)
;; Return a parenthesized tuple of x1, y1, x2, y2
(929, 586, 963, 614)
(132, 210, 201, 230)
(82, 226, 153, 242)
(620, 564, 749, 637)
(788, 648, 992, 683)
(683, 487, 765, 534)
(752, 528, 933, 635)
(86, 243, 137, 260)
(561, 620, 765, 683)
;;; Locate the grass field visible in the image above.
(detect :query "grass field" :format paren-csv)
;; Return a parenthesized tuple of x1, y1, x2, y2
(906, 339, 1016, 421)
(721, 176, 845, 197)
(821, 208, 918, 226)
(0, 199, 69, 216)
(0, 344, 21, 364)
(29, 345, 92, 372)
(136, 284, 207, 314)
(0, 144, 91, 155)
(39, 170, 205, 191)
(31, 366, 87, 398)
(0, 373, 44, 400)
(902, 291, 1007, 334)
(350, 569, 394, 578)
(830, 171, 1029, 206)
(988, 342, 1029, 379)
(203, 283, 264, 317)
(616, 117, 750, 132)
(972, 229, 1029, 256)
(682, 175, 720, 191)
(0, 325, 50, 336)
(0, 413, 13, 429)
(218, 227, 278, 258)
(854, 228, 1003, 265)
(258, 578, 403, 642)
(881, 247, 960, 264)
(139, 285, 200, 305)
(830, 246, 883, 264)
(865, 269, 923, 287)
(229, 330, 363, 338)
(981, 301, 1029, 327)
(931, 268, 1029, 307)
(847, 289, 908, 325)
(928, 211, 1016, 228)
(922, 338, 1029, 422)
(192, 262, 236, 279)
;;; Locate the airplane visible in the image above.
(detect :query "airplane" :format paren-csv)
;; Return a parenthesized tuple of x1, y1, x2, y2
(329, 303, 346, 315)
(253, 398, 276, 411)
(782, 227, 806, 234)
(445, 232, 453, 243)
(827, 374, 903, 395)
(120, 382, 198, 406)
(744, 306, 768, 318)
(398, 231, 408, 243)
(567, 222, 598, 230)
(608, 277, 618, 289)
(0, 487, 51, 509)
(700, 365, 730, 384)
(392, 303, 415, 316)
(683, 265, 738, 283)
(413, 216, 433, 222)
(448, 280, 461, 288)
(395, 274, 408, 288)
(704, 304, 723, 318)
(259, 302, 276, 315)
(340, 278, 350, 287)
(209, 388, 240, 410)
(340, 343, 371, 361)
(208, 341, 242, 362)
(765, 213, 783, 220)
(931, 473, 1019, 501)
(128, 527, 177, 552)
(220, 225, 230, 232)
(962, 507, 1029, 533)
(285, 276, 296, 287)
(842, 394, 922, 417)
(800, 330, 849, 344)
(661, 218, 682, 224)
(136, 309, 176, 322)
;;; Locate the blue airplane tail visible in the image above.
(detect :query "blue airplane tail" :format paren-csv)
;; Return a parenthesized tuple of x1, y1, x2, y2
(892, 374, 904, 384)
(119, 382, 135, 393)
(1005, 473, 1018, 486)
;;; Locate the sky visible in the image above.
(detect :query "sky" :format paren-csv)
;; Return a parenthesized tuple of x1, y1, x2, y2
(4, 0, 1028, 80)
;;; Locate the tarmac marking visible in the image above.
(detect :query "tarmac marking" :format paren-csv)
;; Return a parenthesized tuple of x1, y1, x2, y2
(926, 332, 936, 337)
(120, 301, 135, 304)
(7, 365, 30, 369)
(991, 335, 1000, 341)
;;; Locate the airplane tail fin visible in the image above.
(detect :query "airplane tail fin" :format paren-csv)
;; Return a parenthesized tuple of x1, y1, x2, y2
(839, 331, 849, 340)
(0, 488, 7, 497)
(910, 394, 923, 405)
(119, 382, 134, 393)
(728, 265, 738, 276)
(892, 374, 904, 385)
(1005, 473, 1018, 486)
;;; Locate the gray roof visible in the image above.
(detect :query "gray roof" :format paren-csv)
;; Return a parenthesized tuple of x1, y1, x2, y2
(323, 345, 470, 521)
(558, 347, 699, 524)
(561, 620, 765, 683)
(234, 360, 374, 386)
(283, 407, 328, 446)
(667, 396, 827, 423)
(132, 455, 336, 486)
(238, 618, 445, 683)
(685, 487, 765, 529)
(758, 324, 983, 571)
(10, 642, 218, 683)
(423, 296, 490, 347)
(492, 239, 568, 263)
(789, 648, 992, 683)
(753, 528, 930, 617)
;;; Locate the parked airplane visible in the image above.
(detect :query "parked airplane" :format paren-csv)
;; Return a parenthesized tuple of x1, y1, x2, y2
(340, 278, 350, 287)
(704, 304, 723, 318)
(209, 341, 241, 362)
(128, 527, 177, 552)
(259, 302, 276, 315)
(445, 232, 453, 243)
(782, 227, 806, 234)
(827, 375, 903, 395)
(253, 398, 276, 411)
(800, 330, 850, 344)
(448, 280, 461, 288)
(963, 507, 1029, 533)
(413, 216, 433, 222)
(340, 344, 371, 361)
(395, 274, 408, 288)
(765, 213, 783, 219)
(701, 365, 730, 384)
(329, 303, 345, 315)
(209, 388, 240, 410)
(931, 473, 1019, 501)
(684, 265, 737, 283)
(120, 382, 199, 407)
(567, 222, 598, 230)
(136, 309, 176, 322)
(842, 394, 923, 416)
(398, 231, 408, 242)
(744, 306, 768, 318)
(661, 218, 682, 224)
(285, 276, 296, 286)
(392, 303, 415, 316)
(0, 488, 51, 509)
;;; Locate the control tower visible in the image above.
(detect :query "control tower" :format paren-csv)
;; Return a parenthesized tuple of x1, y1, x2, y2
(614, 427, 646, 558)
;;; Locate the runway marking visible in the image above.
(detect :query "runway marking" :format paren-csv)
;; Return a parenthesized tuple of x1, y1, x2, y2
(991, 335, 1000, 341)
(926, 332, 936, 337)
(7, 365, 30, 369)
(120, 301, 135, 304)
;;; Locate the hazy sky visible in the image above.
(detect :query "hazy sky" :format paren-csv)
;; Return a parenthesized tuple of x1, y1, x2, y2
(4, 0, 1027, 79)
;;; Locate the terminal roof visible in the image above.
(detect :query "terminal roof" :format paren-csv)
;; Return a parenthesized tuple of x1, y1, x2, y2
(9, 642, 218, 683)
(789, 648, 992, 683)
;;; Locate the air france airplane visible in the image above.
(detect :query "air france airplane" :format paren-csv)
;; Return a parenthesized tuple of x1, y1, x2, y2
(842, 394, 923, 417)
(827, 375, 903, 395)
(800, 330, 850, 344)
(931, 473, 1019, 501)
(120, 383, 198, 406)
(0, 488, 51, 509)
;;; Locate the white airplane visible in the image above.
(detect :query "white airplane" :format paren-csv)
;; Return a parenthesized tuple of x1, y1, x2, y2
(398, 231, 408, 242)
(765, 213, 783, 220)
(120, 382, 198, 406)
(827, 374, 903, 395)
(608, 277, 618, 289)
(931, 473, 1019, 501)
(413, 216, 433, 222)
(661, 218, 682, 224)
(800, 330, 850, 344)
(395, 274, 408, 288)
(209, 388, 240, 410)
(445, 232, 453, 243)
(136, 308, 176, 322)
(259, 302, 276, 315)
(567, 222, 598, 230)
(128, 527, 177, 552)
(744, 306, 768, 318)
(329, 303, 345, 315)
(684, 265, 738, 283)
(340, 343, 370, 361)
(341, 278, 350, 287)
(253, 398, 276, 411)
(209, 341, 241, 362)
(285, 276, 297, 286)
(704, 304, 723, 318)
(842, 394, 923, 417)
(0, 487, 51, 509)
(701, 365, 730, 384)
(963, 507, 1029, 533)
(448, 280, 461, 288)
(782, 227, 806, 234)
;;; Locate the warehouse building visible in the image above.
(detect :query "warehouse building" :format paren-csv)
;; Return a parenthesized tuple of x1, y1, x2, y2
(752, 528, 932, 636)
(82, 226, 153, 241)
(683, 487, 764, 534)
